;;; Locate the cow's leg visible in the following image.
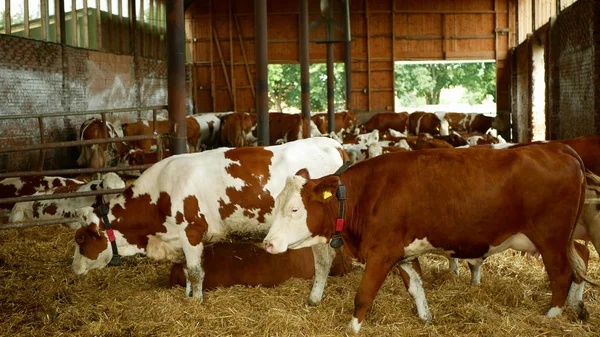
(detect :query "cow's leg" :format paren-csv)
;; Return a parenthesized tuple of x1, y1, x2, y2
(567, 241, 590, 320)
(183, 266, 192, 297)
(347, 254, 398, 334)
(447, 257, 459, 276)
(183, 242, 205, 302)
(308, 243, 336, 306)
(466, 258, 484, 285)
(539, 245, 572, 318)
(398, 259, 432, 323)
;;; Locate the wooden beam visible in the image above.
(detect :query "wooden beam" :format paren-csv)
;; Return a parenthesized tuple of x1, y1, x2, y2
(149, 0, 154, 58)
(24, 0, 29, 38)
(5, 0, 10, 35)
(392, 0, 395, 108)
(210, 0, 216, 111)
(233, 5, 255, 98)
(107, 0, 113, 51)
(365, 0, 371, 112)
(495, 0, 498, 60)
(213, 24, 234, 105)
(72, 0, 77, 46)
(118, 0, 123, 53)
(83, 0, 89, 48)
(41, 0, 47, 40)
(442, 13, 446, 59)
(96, 0, 102, 50)
(229, 0, 236, 112)
(140, 0, 145, 56)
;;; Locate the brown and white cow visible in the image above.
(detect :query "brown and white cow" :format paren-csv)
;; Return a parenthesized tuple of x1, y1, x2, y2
(264, 143, 591, 333)
(444, 112, 505, 134)
(0, 176, 85, 214)
(360, 112, 409, 134)
(77, 118, 127, 169)
(72, 137, 347, 306)
(407, 112, 450, 136)
(9, 173, 125, 228)
(187, 112, 231, 150)
(169, 243, 354, 289)
(311, 111, 358, 134)
(121, 117, 202, 153)
(267, 113, 310, 145)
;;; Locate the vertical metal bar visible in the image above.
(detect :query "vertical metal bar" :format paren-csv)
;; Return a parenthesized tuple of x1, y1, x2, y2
(72, 0, 77, 46)
(118, 0, 123, 53)
(83, 0, 89, 48)
(96, 0, 102, 50)
(365, 0, 371, 112)
(156, 0, 161, 58)
(4, 0, 10, 35)
(233, 6, 255, 98)
(327, 43, 335, 133)
(41, 0, 47, 40)
(37, 117, 47, 171)
(494, 0, 498, 61)
(441, 13, 446, 59)
(210, 0, 216, 111)
(149, 0, 154, 57)
(107, 0, 113, 51)
(152, 109, 158, 133)
(254, 0, 269, 146)
(299, 0, 310, 121)
(166, 0, 187, 155)
(58, 0, 65, 44)
(345, 40, 351, 111)
(24, 0, 30, 38)
(130, 0, 136, 54)
(532, 0, 536, 32)
(229, 0, 236, 112)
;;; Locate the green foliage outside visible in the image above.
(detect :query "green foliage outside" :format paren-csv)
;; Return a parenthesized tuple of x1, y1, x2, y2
(268, 63, 346, 113)
(395, 62, 496, 106)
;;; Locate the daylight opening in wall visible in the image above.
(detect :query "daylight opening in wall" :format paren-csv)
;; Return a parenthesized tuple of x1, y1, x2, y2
(531, 43, 546, 141)
(394, 60, 497, 116)
(267, 63, 346, 113)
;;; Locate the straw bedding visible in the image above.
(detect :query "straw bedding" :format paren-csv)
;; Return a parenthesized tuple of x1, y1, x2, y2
(0, 225, 599, 337)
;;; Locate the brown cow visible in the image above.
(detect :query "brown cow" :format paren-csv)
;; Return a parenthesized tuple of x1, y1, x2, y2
(219, 112, 258, 147)
(359, 112, 409, 134)
(311, 111, 358, 134)
(169, 243, 354, 289)
(264, 143, 592, 333)
(122, 117, 201, 152)
(407, 112, 450, 136)
(77, 118, 128, 169)
(266, 113, 310, 145)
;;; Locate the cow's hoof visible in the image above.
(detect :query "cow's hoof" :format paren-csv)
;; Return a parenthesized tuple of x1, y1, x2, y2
(307, 297, 321, 307)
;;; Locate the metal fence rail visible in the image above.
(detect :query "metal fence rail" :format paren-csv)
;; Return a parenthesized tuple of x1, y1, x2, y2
(0, 105, 169, 230)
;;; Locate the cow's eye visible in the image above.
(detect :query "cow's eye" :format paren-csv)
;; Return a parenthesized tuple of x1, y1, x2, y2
(76, 236, 85, 244)
(292, 208, 298, 213)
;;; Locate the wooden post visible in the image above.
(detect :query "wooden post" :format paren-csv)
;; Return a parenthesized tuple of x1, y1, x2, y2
(139, 0, 144, 56)
(24, 0, 29, 38)
(365, 0, 371, 112)
(210, 0, 216, 111)
(72, 0, 77, 46)
(229, 0, 236, 111)
(83, 0, 89, 48)
(41, 0, 47, 40)
(391, 0, 395, 108)
(96, 0, 102, 50)
(108, 0, 113, 51)
(118, 0, 123, 53)
(5, 0, 11, 35)
(149, 0, 154, 58)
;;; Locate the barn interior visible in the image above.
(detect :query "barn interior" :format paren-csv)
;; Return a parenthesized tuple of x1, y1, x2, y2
(1, 0, 600, 336)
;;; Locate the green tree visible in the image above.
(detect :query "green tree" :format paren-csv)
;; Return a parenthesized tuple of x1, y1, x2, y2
(267, 63, 346, 112)
(395, 62, 496, 106)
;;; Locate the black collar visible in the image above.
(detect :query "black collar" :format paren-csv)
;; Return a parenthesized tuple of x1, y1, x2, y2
(330, 161, 352, 248)
(97, 204, 122, 266)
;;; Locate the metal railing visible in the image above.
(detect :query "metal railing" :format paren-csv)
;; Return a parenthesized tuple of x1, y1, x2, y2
(0, 105, 168, 230)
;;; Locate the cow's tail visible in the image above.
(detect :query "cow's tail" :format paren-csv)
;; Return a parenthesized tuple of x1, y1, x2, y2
(565, 147, 599, 287)
(568, 241, 599, 287)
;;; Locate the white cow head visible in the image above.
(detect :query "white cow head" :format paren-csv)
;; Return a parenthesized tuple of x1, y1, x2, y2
(263, 169, 337, 254)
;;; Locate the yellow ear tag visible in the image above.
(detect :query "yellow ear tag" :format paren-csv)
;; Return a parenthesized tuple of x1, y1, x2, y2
(323, 191, 333, 200)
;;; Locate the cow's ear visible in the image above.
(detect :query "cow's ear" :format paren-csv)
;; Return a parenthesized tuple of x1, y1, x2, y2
(295, 168, 310, 180)
(311, 176, 340, 203)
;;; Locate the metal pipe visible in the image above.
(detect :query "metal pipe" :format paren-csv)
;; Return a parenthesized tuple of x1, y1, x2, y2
(327, 43, 335, 133)
(166, 0, 188, 155)
(0, 164, 153, 180)
(299, 0, 311, 122)
(0, 188, 127, 205)
(0, 134, 158, 155)
(0, 106, 167, 121)
(344, 40, 352, 111)
(255, 0, 269, 146)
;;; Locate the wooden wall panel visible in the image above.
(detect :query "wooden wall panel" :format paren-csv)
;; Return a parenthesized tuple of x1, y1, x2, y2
(187, 0, 516, 114)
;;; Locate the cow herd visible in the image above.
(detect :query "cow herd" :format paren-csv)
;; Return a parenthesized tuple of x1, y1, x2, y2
(3, 110, 600, 334)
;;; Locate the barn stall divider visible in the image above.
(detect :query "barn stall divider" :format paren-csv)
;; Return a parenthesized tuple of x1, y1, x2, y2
(0, 105, 168, 230)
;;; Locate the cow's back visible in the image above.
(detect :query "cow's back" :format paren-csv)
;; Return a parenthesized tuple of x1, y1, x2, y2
(343, 143, 584, 258)
(556, 135, 600, 175)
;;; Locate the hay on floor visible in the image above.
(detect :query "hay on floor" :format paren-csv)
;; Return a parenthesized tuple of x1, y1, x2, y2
(0, 225, 599, 336)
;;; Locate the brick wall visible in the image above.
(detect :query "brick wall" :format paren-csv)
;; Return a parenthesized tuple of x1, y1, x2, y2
(0, 34, 191, 172)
